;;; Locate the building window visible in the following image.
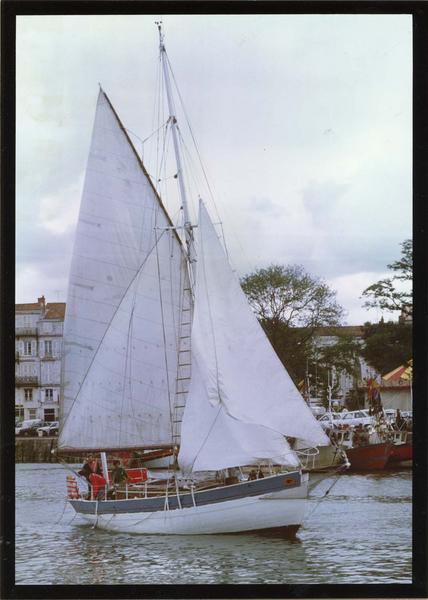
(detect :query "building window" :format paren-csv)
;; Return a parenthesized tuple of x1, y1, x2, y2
(28, 409, 37, 419)
(44, 340, 52, 356)
(15, 405, 24, 420)
(45, 388, 54, 402)
(44, 408, 56, 422)
(24, 389, 33, 402)
(24, 341, 32, 355)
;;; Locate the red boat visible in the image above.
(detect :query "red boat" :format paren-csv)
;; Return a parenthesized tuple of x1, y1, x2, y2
(386, 430, 412, 466)
(388, 442, 412, 463)
(346, 442, 393, 471)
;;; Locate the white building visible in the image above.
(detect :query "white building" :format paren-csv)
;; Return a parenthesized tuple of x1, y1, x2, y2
(15, 296, 65, 422)
(312, 326, 378, 402)
(312, 325, 412, 411)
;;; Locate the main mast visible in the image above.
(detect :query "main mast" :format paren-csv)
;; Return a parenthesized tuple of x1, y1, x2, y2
(157, 23, 194, 454)
(157, 22, 195, 267)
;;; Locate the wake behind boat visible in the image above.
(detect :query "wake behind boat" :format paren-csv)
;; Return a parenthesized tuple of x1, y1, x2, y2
(58, 25, 331, 536)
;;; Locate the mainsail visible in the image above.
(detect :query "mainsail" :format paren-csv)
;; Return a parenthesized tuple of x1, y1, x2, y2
(178, 201, 329, 473)
(59, 89, 188, 451)
(59, 89, 328, 463)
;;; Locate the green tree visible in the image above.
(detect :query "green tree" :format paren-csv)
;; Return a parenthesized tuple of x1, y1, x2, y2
(361, 320, 412, 375)
(362, 239, 412, 317)
(315, 335, 362, 378)
(310, 336, 363, 408)
(241, 265, 344, 383)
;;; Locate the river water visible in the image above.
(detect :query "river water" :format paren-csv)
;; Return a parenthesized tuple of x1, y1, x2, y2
(15, 463, 412, 585)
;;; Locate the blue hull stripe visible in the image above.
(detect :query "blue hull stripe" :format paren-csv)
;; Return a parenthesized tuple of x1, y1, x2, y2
(70, 471, 301, 515)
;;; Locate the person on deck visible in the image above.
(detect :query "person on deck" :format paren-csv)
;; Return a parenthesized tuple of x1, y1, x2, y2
(248, 469, 257, 481)
(111, 460, 129, 486)
(395, 409, 405, 431)
(78, 455, 102, 498)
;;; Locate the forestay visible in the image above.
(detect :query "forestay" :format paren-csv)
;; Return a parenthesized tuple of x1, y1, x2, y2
(59, 89, 187, 451)
(178, 201, 329, 473)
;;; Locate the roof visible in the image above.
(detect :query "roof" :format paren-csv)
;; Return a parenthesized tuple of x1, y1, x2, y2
(44, 303, 66, 319)
(15, 302, 65, 319)
(15, 303, 40, 312)
(382, 360, 412, 381)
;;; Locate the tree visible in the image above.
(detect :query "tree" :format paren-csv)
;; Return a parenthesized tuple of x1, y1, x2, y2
(241, 265, 344, 329)
(310, 335, 363, 408)
(361, 320, 412, 375)
(362, 239, 412, 317)
(241, 265, 344, 382)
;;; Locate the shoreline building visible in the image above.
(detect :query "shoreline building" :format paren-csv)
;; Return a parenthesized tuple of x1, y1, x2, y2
(15, 297, 65, 423)
(312, 324, 412, 411)
(312, 325, 377, 405)
(14, 298, 411, 421)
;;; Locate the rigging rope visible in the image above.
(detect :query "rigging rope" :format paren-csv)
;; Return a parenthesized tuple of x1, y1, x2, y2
(119, 292, 136, 445)
(55, 499, 69, 525)
(303, 462, 349, 525)
(154, 217, 175, 442)
(198, 214, 222, 402)
(165, 52, 222, 223)
(60, 229, 168, 434)
(188, 403, 223, 473)
(165, 51, 253, 274)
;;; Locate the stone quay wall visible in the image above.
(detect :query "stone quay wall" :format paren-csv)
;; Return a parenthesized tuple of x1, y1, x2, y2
(15, 437, 59, 462)
(15, 438, 83, 464)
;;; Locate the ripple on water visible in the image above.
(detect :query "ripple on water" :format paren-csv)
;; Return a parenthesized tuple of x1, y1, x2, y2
(15, 464, 412, 585)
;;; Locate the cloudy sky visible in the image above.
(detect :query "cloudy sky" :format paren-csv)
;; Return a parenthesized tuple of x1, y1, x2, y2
(16, 14, 412, 324)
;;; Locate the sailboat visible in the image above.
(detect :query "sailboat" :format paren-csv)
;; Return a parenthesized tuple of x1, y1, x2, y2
(58, 25, 330, 536)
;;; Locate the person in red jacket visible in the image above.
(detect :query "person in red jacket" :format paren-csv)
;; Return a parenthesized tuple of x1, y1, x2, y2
(78, 455, 102, 498)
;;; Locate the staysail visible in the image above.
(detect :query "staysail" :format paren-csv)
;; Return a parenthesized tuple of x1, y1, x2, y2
(59, 89, 188, 451)
(178, 201, 329, 473)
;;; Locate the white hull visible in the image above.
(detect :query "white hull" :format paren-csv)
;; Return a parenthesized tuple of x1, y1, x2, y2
(74, 474, 309, 535)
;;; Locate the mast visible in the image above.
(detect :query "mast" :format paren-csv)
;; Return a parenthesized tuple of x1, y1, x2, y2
(156, 22, 195, 268)
(156, 23, 194, 454)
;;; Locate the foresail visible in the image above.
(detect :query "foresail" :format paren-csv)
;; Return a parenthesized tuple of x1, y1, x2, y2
(179, 200, 329, 469)
(178, 357, 299, 473)
(59, 89, 187, 451)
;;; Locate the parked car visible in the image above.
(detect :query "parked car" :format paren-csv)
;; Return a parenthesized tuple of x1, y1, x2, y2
(384, 408, 412, 421)
(37, 421, 59, 437)
(16, 419, 48, 436)
(317, 409, 374, 429)
(383, 408, 412, 429)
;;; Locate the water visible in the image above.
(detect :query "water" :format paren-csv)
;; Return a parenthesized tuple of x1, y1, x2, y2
(15, 464, 412, 584)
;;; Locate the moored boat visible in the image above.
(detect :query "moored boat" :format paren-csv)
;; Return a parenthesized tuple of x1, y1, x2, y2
(345, 442, 392, 471)
(387, 431, 412, 466)
(327, 425, 393, 471)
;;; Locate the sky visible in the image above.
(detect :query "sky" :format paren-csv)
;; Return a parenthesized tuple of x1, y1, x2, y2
(16, 14, 412, 324)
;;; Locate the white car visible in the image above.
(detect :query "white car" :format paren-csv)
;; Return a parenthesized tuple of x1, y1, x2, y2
(37, 421, 59, 437)
(384, 408, 412, 420)
(15, 419, 46, 436)
(317, 410, 374, 429)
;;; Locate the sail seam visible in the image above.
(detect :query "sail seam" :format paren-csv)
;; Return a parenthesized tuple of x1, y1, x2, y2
(60, 229, 169, 436)
(199, 205, 222, 402)
(154, 215, 175, 443)
(187, 401, 223, 473)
